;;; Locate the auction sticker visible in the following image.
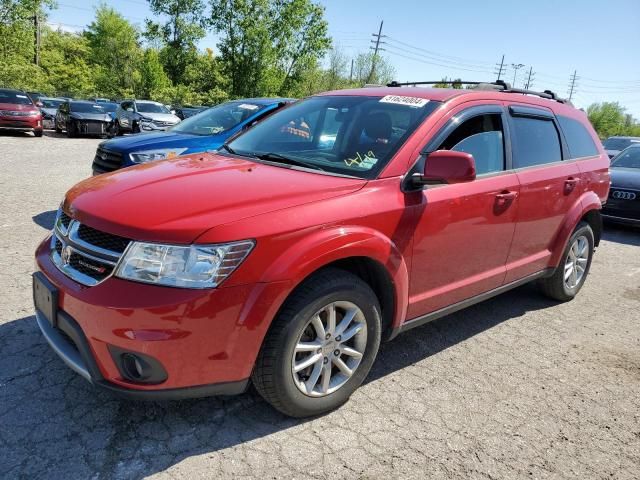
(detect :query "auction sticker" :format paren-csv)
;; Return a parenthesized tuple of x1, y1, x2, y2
(379, 95, 429, 108)
(238, 103, 259, 110)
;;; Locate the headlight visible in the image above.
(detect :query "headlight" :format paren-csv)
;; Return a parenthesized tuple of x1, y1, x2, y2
(115, 240, 255, 288)
(128, 148, 188, 164)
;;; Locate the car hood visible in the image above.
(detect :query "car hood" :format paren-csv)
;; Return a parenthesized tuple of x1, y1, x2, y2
(101, 131, 227, 153)
(70, 112, 111, 121)
(610, 167, 640, 189)
(139, 112, 180, 123)
(0, 102, 38, 113)
(64, 152, 366, 243)
(41, 107, 57, 116)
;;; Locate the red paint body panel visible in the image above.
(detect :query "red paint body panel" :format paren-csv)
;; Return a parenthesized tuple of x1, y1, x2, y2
(35, 87, 611, 393)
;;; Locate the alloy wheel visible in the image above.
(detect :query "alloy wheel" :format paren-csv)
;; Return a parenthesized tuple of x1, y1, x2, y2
(291, 301, 367, 397)
(564, 235, 589, 289)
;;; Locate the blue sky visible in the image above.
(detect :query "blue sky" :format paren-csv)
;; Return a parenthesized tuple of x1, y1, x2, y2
(48, 0, 640, 116)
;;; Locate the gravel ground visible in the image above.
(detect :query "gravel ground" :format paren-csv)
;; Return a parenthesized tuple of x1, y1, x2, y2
(1, 131, 639, 480)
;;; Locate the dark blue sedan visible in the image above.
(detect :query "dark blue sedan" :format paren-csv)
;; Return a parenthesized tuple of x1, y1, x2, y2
(92, 98, 293, 174)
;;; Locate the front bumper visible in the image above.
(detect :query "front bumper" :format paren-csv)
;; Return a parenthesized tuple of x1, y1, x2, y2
(602, 213, 640, 226)
(140, 121, 178, 132)
(35, 238, 292, 397)
(0, 116, 42, 131)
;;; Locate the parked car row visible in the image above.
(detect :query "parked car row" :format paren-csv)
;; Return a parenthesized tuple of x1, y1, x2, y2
(34, 80, 615, 418)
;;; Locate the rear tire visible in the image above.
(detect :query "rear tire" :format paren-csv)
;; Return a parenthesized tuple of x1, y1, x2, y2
(252, 268, 381, 418)
(539, 222, 594, 302)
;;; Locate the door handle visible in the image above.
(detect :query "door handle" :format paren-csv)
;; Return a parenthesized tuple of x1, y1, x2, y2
(495, 190, 518, 207)
(564, 177, 579, 193)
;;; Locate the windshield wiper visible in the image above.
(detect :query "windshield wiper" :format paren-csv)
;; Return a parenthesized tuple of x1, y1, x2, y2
(219, 144, 237, 155)
(254, 152, 324, 171)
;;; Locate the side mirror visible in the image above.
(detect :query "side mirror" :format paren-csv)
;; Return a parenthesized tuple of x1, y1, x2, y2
(417, 150, 476, 185)
(36, 101, 43, 107)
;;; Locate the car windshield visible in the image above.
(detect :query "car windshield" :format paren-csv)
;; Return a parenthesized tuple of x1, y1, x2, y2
(101, 102, 118, 113)
(172, 102, 266, 135)
(41, 99, 63, 108)
(227, 95, 439, 178)
(612, 147, 640, 169)
(70, 103, 108, 113)
(603, 138, 640, 150)
(137, 102, 170, 114)
(0, 91, 33, 105)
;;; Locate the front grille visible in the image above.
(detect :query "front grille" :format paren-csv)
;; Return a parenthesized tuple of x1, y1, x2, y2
(92, 147, 123, 174)
(77, 121, 106, 135)
(77, 223, 129, 253)
(51, 216, 131, 286)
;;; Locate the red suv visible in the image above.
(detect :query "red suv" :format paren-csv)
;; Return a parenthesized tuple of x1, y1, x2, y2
(33, 82, 609, 417)
(0, 88, 43, 137)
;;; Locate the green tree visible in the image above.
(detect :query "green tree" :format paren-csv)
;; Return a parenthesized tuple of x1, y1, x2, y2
(352, 52, 395, 86)
(40, 27, 95, 96)
(208, 0, 331, 98)
(433, 77, 463, 88)
(145, 0, 205, 85)
(0, 0, 55, 62)
(137, 48, 170, 98)
(85, 4, 142, 98)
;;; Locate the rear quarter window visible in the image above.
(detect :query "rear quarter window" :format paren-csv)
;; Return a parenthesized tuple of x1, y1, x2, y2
(557, 116, 599, 159)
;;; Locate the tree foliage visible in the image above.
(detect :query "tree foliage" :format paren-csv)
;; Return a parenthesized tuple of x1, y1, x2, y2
(587, 102, 640, 139)
(208, 0, 331, 98)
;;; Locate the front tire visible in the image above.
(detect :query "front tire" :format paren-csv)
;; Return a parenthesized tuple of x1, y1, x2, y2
(252, 268, 381, 418)
(539, 222, 594, 301)
(66, 121, 77, 138)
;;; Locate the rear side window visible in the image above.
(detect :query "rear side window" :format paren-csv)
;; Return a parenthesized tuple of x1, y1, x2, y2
(511, 117, 562, 168)
(557, 116, 599, 158)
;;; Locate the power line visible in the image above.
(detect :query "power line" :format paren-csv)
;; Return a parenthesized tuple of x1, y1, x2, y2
(383, 36, 494, 69)
(382, 45, 493, 74)
(494, 55, 506, 80)
(568, 70, 579, 101)
(367, 20, 385, 83)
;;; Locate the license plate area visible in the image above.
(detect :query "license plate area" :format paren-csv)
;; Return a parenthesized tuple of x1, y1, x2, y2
(33, 272, 58, 326)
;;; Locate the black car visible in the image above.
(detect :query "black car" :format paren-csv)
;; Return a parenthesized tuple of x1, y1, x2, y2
(602, 136, 640, 159)
(602, 145, 640, 226)
(55, 100, 115, 138)
(174, 105, 207, 120)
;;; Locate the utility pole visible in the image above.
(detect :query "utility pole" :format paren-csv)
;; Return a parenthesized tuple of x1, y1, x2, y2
(568, 70, 578, 101)
(494, 54, 506, 80)
(367, 20, 385, 84)
(349, 58, 354, 82)
(33, 11, 40, 66)
(511, 63, 524, 87)
(524, 67, 534, 90)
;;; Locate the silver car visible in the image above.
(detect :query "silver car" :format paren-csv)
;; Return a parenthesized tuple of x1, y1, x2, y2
(114, 99, 181, 135)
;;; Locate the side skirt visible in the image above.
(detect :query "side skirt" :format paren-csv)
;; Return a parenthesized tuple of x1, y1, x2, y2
(388, 268, 554, 340)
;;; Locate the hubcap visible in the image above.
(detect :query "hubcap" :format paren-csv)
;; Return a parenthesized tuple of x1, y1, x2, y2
(564, 235, 589, 289)
(291, 301, 367, 397)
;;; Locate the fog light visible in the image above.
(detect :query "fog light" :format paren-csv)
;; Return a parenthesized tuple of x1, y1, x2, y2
(108, 345, 168, 384)
(121, 353, 149, 380)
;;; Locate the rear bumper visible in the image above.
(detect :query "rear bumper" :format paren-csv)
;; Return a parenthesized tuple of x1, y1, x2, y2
(602, 214, 640, 226)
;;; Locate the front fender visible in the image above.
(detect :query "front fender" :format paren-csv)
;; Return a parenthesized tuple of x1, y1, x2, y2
(549, 191, 602, 267)
(259, 226, 410, 330)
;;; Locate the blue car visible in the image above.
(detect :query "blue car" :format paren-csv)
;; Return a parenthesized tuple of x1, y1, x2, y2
(91, 98, 293, 174)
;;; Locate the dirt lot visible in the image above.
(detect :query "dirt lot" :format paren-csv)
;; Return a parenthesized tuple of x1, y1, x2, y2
(1, 131, 639, 479)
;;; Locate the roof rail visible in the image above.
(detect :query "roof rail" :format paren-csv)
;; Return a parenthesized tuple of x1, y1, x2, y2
(386, 80, 572, 105)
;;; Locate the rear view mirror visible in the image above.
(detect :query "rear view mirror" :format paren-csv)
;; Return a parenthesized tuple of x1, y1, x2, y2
(416, 150, 476, 185)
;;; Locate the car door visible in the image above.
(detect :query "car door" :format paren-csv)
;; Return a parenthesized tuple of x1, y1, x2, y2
(406, 104, 520, 318)
(503, 104, 581, 283)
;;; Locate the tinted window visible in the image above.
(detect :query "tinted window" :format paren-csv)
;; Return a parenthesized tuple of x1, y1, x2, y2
(558, 116, 599, 158)
(228, 96, 439, 179)
(172, 102, 266, 135)
(438, 114, 505, 175)
(41, 98, 63, 109)
(511, 117, 562, 168)
(603, 137, 640, 150)
(0, 90, 33, 105)
(136, 102, 170, 114)
(70, 102, 109, 113)
(612, 147, 640, 169)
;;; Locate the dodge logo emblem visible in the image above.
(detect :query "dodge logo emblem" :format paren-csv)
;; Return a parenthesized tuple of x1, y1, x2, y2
(612, 191, 637, 200)
(61, 245, 73, 265)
